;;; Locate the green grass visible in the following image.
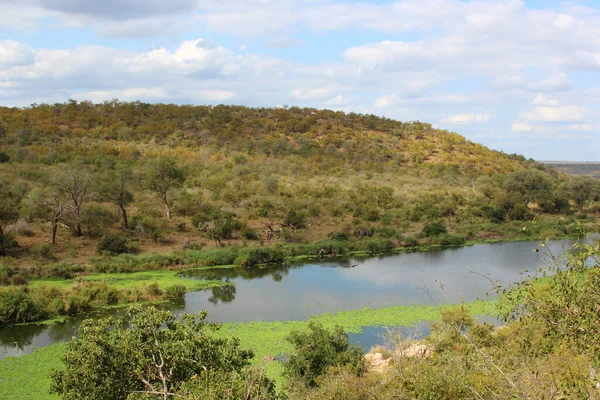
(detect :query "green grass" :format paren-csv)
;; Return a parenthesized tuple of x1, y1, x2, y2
(0, 343, 65, 400)
(0, 300, 497, 399)
(28, 268, 230, 292)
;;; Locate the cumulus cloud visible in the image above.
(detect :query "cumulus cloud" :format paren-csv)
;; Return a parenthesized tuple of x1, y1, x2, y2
(441, 113, 491, 124)
(0, 40, 35, 68)
(373, 95, 400, 108)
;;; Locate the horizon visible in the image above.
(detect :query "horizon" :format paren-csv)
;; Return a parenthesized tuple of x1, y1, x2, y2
(1, 0, 599, 161)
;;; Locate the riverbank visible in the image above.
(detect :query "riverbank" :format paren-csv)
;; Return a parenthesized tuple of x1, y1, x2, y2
(0, 230, 587, 327)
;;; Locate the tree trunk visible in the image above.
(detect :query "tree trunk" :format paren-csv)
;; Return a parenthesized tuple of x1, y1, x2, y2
(52, 222, 58, 244)
(161, 193, 171, 219)
(76, 222, 82, 237)
(0, 228, 5, 256)
(120, 205, 129, 229)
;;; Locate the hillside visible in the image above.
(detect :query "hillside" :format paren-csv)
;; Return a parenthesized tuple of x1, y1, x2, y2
(0, 101, 597, 271)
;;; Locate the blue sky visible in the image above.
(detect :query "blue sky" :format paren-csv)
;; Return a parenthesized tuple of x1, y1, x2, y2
(1, 0, 600, 161)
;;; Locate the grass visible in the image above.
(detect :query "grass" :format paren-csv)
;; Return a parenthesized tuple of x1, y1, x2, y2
(0, 299, 497, 399)
(28, 268, 231, 292)
(0, 343, 65, 400)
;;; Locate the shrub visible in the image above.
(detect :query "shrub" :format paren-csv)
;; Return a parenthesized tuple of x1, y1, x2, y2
(283, 209, 307, 228)
(241, 226, 259, 240)
(285, 321, 365, 388)
(508, 204, 531, 221)
(234, 247, 285, 268)
(422, 221, 448, 237)
(96, 234, 132, 256)
(31, 244, 56, 261)
(165, 285, 186, 302)
(50, 307, 265, 400)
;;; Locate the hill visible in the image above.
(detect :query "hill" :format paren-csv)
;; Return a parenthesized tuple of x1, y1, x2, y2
(0, 101, 596, 271)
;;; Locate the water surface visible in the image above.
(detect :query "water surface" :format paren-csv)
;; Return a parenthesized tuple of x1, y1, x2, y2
(0, 239, 589, 359)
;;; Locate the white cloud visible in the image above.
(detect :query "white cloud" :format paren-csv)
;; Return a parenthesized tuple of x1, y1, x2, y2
(567, 124, 595, 131)
(522, 105, 584, 123)
(532, 94, 558, 106)
(291, 87, 333, 101)
(441, 113, 491, 124)
(0, 40, 35, 68)
(373, 95, 400, 108)
(511, 122, 532, 132)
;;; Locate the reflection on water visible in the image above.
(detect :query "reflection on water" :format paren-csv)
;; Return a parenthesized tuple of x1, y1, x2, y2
(0, 238, 593, 360)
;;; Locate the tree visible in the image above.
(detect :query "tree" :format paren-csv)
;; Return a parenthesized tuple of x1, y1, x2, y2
(503, 169, 553, 206)
(98, 165, 135, 229)
(53, 165, 94, 237)
(560, 176, 600, 213)
(22, 188, 68, 245)
(146, 157, 186, 219)
(284, 321, 365, 388)
(51, 306, 274, 400)
(0, 182, 21, 255)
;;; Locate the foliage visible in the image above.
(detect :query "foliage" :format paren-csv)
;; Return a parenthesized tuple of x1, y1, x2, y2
(421, 221, 448, 237)
(96, 233, 135, 256)
(284, 321, 365, 388)
(50, 306, 269, 400)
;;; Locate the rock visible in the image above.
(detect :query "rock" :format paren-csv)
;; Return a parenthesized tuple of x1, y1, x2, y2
(364, 352, 391, 373)
(396, 344, 433, 359)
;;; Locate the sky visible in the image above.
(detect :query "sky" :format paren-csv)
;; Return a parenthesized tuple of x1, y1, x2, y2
(1, 0, 600, 161)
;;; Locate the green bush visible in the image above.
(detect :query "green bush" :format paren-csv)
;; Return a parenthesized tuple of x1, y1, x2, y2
(422, 221, 448, 237)
(165, 285, 186, 302)
(508, 204, 531, 221)
(241, 226, 259, 240)
(96, 234, 133, 256)
(284, 321, 365, 388)
(234, 247, 285, 268)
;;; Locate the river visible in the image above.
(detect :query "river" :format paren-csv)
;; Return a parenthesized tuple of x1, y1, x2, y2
(0, 238, 591, 358)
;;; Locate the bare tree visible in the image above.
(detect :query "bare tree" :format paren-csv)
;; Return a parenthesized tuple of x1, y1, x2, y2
(53, 166, 94, 237)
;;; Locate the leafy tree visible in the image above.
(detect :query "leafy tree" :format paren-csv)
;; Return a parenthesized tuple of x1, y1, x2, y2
(50, 306, 270, 400)
(559, 176, 600, 212)
(80, 203, 117, 236)
(98, 165, 135, 229)
(284, 321, 365, 388)
(0, 182, 21, 255)
(503, 169, 553, 206)
(146, 157, 186, 219)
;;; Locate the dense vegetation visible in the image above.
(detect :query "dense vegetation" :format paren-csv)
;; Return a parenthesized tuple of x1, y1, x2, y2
(43, 239, 600, 399)
(0, 101, 599, 326)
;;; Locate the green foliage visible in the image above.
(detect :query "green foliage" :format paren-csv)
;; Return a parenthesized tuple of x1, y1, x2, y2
(96, 233, 135, 256)
(233, 247, 285, 268)
(50, 306, 266, 400)
(165, 284, 186, 302)
(0, 181, 21, 255)
(284, 321, 365, 388)
(508, 204, 531, 221)
(422, 221, 448, 237)
(283, 209, 307, 228)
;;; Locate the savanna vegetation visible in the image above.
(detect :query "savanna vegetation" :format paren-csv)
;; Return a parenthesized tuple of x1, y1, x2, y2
(0, 101, 599, 325)
(4, 239, 596, 399)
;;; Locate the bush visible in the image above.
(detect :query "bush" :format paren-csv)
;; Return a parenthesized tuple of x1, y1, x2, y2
(284, 209, 307, 228)
(435, 233, 466, 246)
(96, 234, 133, 256)
(31, 244, 56, 261)
(130, 215, 163, 241)
(285, 321, 365, 388)
(234, 247, 285, 268)
(165, 285, 186, 302)
(422, 221, 448, 237)
(508, 204, 531, 221)
(50, 306, 265, 400)
(241, 226, 259, 240)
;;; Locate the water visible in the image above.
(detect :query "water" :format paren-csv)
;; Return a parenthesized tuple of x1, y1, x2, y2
(0, 238, 591, 359)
